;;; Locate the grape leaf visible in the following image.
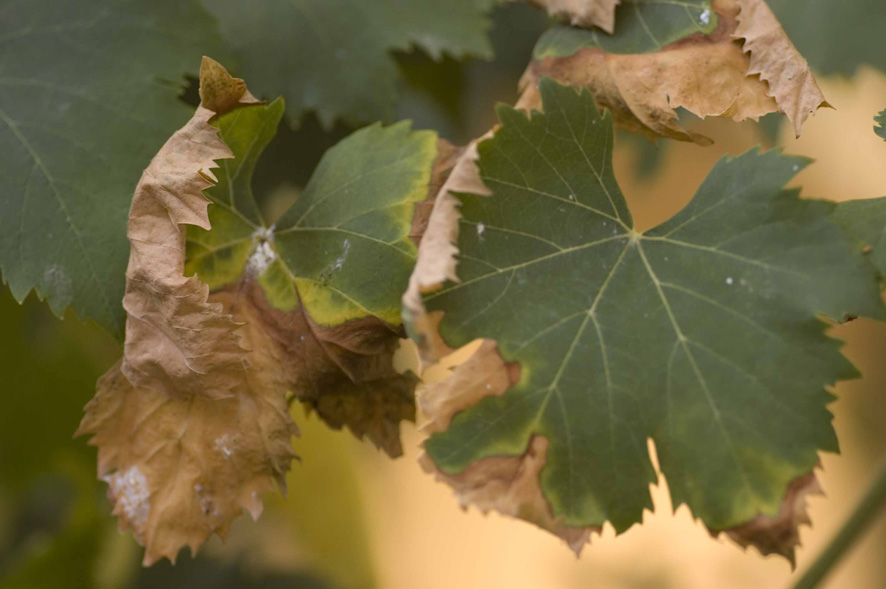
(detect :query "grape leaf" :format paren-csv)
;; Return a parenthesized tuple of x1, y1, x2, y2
(767, 0, 886, 76)
(533, 0, 717, 58)
(201, 0, 494, 128)
(0, 0, 228, 337)
(79, 60, 443, 564)
(404, 79, 883, 561)
(520, 0, 826, 144)
(877, 108, 886, 141)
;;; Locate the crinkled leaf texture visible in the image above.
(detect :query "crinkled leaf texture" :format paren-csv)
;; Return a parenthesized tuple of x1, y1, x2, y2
(520, 0, 827, 144)
(201, 0, 494, 128)
(404, 79, 883, 562)
(0, 0, 228, 337)
(79, 59, 441, 565)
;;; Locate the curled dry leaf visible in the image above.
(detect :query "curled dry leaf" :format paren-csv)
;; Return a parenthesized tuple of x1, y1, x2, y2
(78, 57, 298, 565)
(120, 56, 259, 401)
(80, 58, 445, 564)
(519, 0, 826, 144)
(404, 135, 491, 360)
(733, 0, 829, 137)
(518, 0, 621, 33)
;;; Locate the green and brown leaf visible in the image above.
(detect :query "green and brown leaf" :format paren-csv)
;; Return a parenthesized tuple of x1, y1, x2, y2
(79, 59, 444, 564)
(405, 79, 883, 562)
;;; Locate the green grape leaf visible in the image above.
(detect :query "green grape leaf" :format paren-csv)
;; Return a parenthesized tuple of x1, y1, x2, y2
(533, 0, 717, 58)
(405, 79, 883, 562)
(0, 0, 229, 337)
(79, 61, 443, 564)
(201, 0, 494, 128)
(767, 0, 886, 76)
(520, 0, 827, 144)
(877, 108, 886, 141)
(832, 197, 886, 282)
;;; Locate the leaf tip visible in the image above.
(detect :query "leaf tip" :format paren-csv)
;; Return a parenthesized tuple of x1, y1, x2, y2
(199, 56, 260, 115)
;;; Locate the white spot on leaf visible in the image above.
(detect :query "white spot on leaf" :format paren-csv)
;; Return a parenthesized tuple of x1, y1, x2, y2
(725, 277, 734, 285)
(332, 239, 351, 272)
(104, 466, 150, 530)
(215, 434, 234, 459)
(246, 227, 276, 275)
(699, 9, 711, 25)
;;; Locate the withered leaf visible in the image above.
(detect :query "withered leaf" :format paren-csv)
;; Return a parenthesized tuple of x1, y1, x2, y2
(79, 58, 443, 564)
(520, 0, 827, 144)
(405, 79, 883, 560)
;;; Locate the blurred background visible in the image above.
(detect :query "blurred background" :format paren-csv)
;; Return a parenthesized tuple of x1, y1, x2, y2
(2, 3, 886, 588)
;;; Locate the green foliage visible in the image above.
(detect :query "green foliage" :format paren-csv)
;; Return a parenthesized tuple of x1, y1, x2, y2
(202, 0, 494, 128)
(0, 0, 228, 337)
(420, 80, 883, 532)
(833, 198, 886, 281)
(533, 0, 715, 58)
(186, 99, 438, 327)
(767, 0, 886, 75)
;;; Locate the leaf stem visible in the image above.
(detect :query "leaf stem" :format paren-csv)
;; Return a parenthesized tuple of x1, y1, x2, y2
(792, 455, 886, 589)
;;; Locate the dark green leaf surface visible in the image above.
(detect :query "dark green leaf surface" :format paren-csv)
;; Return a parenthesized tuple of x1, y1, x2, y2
(0, 0, 228, 337)
(420, 80, 883, 533)
(876, 109, 886, 141)
(832, 197, 886, 280)
(185, 99, 437, 327)
(202, 0, 494, 128)
(533, 0, 716, 58)
(767, 0, 886, 76)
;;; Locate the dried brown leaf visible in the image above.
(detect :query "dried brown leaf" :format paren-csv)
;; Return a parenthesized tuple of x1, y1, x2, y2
(734, 0, 830, 137)
(78, 287, 299, 565)
(120, 57, 259, 400)
(519, 0, 826, 144)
